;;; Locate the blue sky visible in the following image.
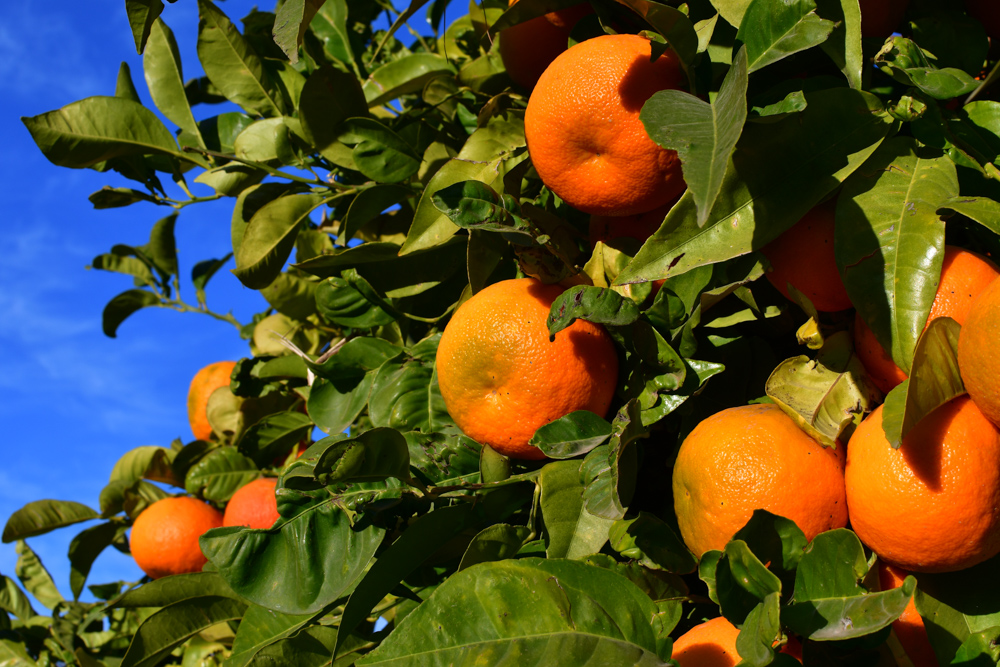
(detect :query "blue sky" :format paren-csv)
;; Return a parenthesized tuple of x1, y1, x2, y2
(0, 0, 427, 605)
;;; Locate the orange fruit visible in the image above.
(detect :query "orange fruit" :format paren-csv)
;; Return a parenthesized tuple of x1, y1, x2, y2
(435, 278, 618, 460)
(671, 616, 802, 666)
(129, 496, 224, 579)
(524, 33, 687, 217)
(854, 246, 1000, 394)
(187, 360, 237, 441)
(878, 562, 938, 667)
(223, 478, 281, 529)
(958, 276, 1000, 428)
(672, 403, 848, 558)
(859, 0, 911, 38)
(498, 0, 591, 89)
(846, 397, 1000, 572)
(760, 202, 853, 312)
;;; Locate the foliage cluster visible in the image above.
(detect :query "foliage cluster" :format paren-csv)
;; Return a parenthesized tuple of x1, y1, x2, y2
(5, 0, 1000, 665)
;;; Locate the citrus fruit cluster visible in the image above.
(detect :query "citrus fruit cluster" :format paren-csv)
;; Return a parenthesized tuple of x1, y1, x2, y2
(128, 364, 283, 580)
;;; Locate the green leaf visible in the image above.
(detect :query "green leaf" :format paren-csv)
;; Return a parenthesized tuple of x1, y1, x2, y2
(192, 254, 232, 305)
(0, 574, 36, 620)
(357, 558, 666, 665)
(880, 317, 964, 448)
(815, 0, 863, 89)
(309, 0, 355, 68)
(766, 331, 881, 447)
(339, 118, 422, 183)
(116, 61, 142, 102)
(233, 118, 295, 164)
(458, 523, 532, 571)
(731, 510, 807, 593)
(547, 285, 641, 338)
(0, 638, 38, 667)
(109, 445, 178, 486)
(952, 626, 1000, 665)
(144, 19, 202, 146)
(716, 540, 782, 625)
(540, 460, 615, 560)
(102, 289, 161, 338)
(237, 411, 314, 466)
(617, 88, 892, 285)
(783, 529, 913, 640)
(609, 512, 697, 574)
(362, 54, 457, 108)
(530, 411, 613, 460)
(341, 184, 415, 245)
(939, 195, 1000, 237)
(68, 522, 127, 600)
(22, 96, 181, 169)
(233, 193, 327, 290)
(401, 116, 526, 254)
(228, 603, 319, 667)
(125, 0, 164, 53)
(307, 428, 411, 486)
(368, 341, 448, 432)
(837, 137, 957, 374)
(737, 0, 835, 73)
(272, 0, 325, 63)
(201, 499, 384, 615)
(3, 500, 99, 543)
(140, 213, 179, 280)
(334, 504, 483, 654)
(184, 447, 259, 503)
(315, 274, 397, 329)
(197, 0, 284, 117)
(112, 572, 239, 607)
(120, 596, 248, 667)
(299, 66, 368, 155)
(582, 401, 647, 520)
(431, 180, 534, 243)
(876, 37, 979, 100)
(699, 549, 723, 605)
(15, 541, 63, 611)
(737, 592, 783, 667)
(641, 45, 747, 227)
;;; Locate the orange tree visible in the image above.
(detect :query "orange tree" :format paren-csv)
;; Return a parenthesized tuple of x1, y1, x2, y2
(4, 0, 1000, 665)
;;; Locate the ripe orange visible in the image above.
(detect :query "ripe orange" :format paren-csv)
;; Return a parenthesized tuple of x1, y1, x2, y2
(671, 616, 802, 666)
(854, 246, 1000, 394)
(846, 397, 1000, 572)
(878, 562, 938, 667)
(859, 0, 911, 38)
(223, 478, 281, 529)
(498, 0, 591, 89)
(435, 278, 618, 460)
(129, 496, 224, 579)
(672, 403, 848, 558)
(958, 276, 1000, 428)
(524, 33, 687, 217)
(760, 202, 853, 312)
(187, 360, 237, 441)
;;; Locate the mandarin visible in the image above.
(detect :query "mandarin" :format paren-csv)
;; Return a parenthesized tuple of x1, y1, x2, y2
(846, 397, 1000, 572)
(435, 278, 618, 460)
(878, 562, 938, 667)
(672, 616, 801, 666)
(187, 360, 237, 441)
(854, 246, 1000, 394)
(958, 276, 1000, 428)
(524, 33, 686, 216)
(760, 202, 852, 312)
(223, 478, 281, 530)
(672, 403, 848, 558)
(129, 496, 223, 579)
(498, 0, 591, 89)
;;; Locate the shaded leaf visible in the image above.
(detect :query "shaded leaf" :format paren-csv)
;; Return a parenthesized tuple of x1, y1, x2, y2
(609, 512, 697, 574)
(15, 541, 63, 611)
(68, 522, 127, 600)
(736, 0, 835, 73)
(233, 193, 327, 290)
(458, 523, 532, 571)
(120, 596, 248, 667)
(126, 0, 164, 53)
(540, 460, 615, 560)
(145, 19, 201, 144)
(273, 0, 326, 63)
(102, 289, 161, 338)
